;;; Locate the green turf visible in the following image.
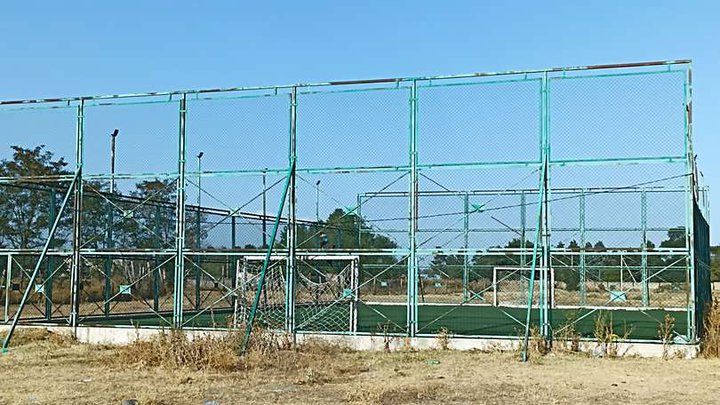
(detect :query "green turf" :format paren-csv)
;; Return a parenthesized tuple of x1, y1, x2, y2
(358, 304, 688, 340)
(74, 303, 688, 341)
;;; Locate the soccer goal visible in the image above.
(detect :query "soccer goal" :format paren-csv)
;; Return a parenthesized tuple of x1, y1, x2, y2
(492, 266, 554, 308)
(232, 254, 359, 333)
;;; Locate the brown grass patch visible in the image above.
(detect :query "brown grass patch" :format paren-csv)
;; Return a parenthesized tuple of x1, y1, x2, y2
(3, 333, 720, 404)
(347, 381, 443, 404)
(0, 327, 75, 347)
(702, 297, 720, 357)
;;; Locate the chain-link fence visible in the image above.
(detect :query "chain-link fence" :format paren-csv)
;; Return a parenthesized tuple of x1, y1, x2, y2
(0, 60, 709, 345)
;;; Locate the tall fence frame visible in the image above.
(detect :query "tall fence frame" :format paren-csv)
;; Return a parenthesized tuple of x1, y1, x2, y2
(0, 60, 710, 351)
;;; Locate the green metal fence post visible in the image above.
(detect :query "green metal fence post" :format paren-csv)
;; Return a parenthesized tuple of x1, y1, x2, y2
(4, 255, 11, 323)
(45, 188, 56, 320)
(153, 204, 162, 312)
(69, 100, 85, 335)
(640, 188, 649, 307)
(195, 155, 202, 310)
(684, 64, 697, 342)
(407, 80, 419, 337)
(540, 72, 552, 344)
(356, 194, 362, 248)
(521, 165, 547, 362)
(520, 191, 526, 267)
(579, 190, 587, 306)
(285, 87, 298, 336)
(173, 94, 188, 329)
(463, 193, 470, 302)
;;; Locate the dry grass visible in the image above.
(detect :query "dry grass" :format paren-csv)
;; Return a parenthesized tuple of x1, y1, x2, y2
(0, 327, 75, 347)
(702, 297, 720, 358)
(1, 328, 720, 404)
(593, 311, 632, 358)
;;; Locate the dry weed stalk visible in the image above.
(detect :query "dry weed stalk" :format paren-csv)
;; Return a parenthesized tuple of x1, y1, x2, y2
(553, 312, 581, 353)
(657, 313, 675, 359)
(436, 327, 451, 350)
(702, 298, 720, 357)
(593, 311, 631, 358)
(115, 327, 356, 380)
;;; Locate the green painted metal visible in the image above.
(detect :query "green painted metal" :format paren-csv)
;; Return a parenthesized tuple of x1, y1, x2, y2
(153, 204, 162, 312)
(173, 94, 188, 328)
(407, 80, 419, 336)
(641, 189, 649, 306)
(285, 87, 298, 336)
(7, 153, 681, 183)
(521, 153, 548, 362)
(45, 188, 56, 320)
(3, 256, 10, 323)
(242, 158, 295, 353)
(0, 60, 705, 361)
(2, 172, 78, 352)
(462, 193, 470, 302)
(0, 59, 690, 108)
(540, 72, 552, 343)
(579, 191, 587, 306)
(69, 100, 84, 334)
(685, 65, 697, 342)
(520, 192, 527, 267)
(195, 154, 202, 311)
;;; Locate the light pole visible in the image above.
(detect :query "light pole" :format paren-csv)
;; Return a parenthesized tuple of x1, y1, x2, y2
(110, 129, 119, 193)
(196, 152, 204, 209)
(315, 180, 321, 222)
(316, 180, 322, 249)
(105, 128, 119, 317)
(262, 170, 267, 249)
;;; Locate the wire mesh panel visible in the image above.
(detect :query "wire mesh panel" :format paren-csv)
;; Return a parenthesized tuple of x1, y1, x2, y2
(549, 71, 686, 160)
(83, 99, 180, 175)
(297, 87, 409, 168)
(0, 61, 705, 347)
(418, 78, 541, 164)
(0, 104, 78, 168)
(2, 254, 73, 323)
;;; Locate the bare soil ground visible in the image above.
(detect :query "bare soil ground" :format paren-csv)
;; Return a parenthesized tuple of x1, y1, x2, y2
(1, 330, 719, 405)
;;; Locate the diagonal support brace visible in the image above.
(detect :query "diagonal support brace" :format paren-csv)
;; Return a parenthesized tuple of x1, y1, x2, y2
(242, 158, 295, 353)
(2, 172, 79, 352)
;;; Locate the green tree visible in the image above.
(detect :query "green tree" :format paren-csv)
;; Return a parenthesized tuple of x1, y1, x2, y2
(0, 146, 71, 249)
(659, 227, 686, 248)
(470, 238, 535, 281)
(279, 208, 402, 279)
(711, 246, 720, 282)
(428, 252, 465, 279)
(129, 179, 177, 249)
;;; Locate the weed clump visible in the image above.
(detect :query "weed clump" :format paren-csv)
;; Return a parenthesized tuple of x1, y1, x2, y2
(116, 328, 358, 378)
(701, 298, 720, 357)
(116, 329, 244, 371)
(0, 327, 74, 347)
(593, 311, 631, 358)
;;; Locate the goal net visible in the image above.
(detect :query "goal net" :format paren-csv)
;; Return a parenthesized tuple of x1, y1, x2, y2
(233, 255, 359, 333)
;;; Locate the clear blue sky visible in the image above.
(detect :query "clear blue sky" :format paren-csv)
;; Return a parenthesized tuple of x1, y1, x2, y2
(0, 1, 718, 243)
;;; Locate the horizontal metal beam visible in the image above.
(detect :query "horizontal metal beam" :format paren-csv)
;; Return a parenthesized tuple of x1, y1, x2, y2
(0, 60, 690, 107)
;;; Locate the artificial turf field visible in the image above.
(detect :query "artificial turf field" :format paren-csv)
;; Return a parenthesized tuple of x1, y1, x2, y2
(72, 302, 687, 341)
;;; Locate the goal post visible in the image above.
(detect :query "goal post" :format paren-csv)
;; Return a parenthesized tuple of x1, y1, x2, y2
(234, 254, 360, 333)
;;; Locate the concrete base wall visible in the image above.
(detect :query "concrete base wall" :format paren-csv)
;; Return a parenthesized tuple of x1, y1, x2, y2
(0, 324, 698, 359)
